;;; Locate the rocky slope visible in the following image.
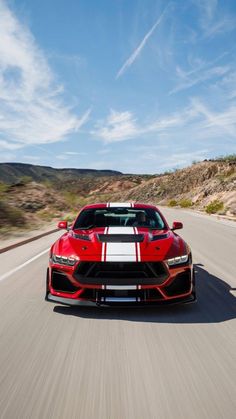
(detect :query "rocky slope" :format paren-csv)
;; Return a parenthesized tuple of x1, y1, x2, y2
(115, 160, 236, 215)
(0, 157, 235, 237)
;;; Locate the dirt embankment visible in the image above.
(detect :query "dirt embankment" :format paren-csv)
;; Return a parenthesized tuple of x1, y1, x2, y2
(115, 161, 236, 216)
(0, 159, 235, 238)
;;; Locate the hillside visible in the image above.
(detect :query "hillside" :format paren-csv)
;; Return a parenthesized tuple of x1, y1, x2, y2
(0, 157, 235, 237)
(0, 162, 122, 183)
(116, 159, 236, 215)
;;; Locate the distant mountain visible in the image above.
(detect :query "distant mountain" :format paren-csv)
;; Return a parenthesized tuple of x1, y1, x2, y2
(0, 162, 122, 183)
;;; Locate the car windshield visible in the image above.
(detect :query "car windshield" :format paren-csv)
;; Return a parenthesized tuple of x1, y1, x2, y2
(74, 207, 166, 230)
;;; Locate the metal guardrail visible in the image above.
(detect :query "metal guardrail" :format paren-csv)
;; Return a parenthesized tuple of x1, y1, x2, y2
(0, 228, 59, 254)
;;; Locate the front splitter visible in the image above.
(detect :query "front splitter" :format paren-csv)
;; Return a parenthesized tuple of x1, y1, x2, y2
(46, 293, 196, 307)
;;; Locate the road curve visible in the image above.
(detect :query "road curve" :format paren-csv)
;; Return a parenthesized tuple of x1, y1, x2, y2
(0, 208, 235, 419)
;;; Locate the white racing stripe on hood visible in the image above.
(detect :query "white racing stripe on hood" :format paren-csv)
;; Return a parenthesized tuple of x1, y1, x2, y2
(101, 226, 108, 262)
(107, 227, 134, 234)
(102, 226, 140, 262)
(134, 227, 141, 262)
(107, 202, 132, 207)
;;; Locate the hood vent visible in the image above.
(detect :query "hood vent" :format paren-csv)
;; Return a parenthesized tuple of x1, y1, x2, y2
(98, 234, 144, 243)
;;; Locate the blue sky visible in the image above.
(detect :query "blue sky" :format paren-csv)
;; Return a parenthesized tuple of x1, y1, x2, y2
(0, 0, 236, 173)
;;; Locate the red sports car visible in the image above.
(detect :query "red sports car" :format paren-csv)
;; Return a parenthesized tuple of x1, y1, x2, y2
(46, 203, 196, 306)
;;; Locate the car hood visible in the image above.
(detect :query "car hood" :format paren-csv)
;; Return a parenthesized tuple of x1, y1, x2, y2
(52, 226, 187, 262)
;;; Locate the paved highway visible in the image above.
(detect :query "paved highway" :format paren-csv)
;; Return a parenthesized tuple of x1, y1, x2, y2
(0, 208, 235, 419)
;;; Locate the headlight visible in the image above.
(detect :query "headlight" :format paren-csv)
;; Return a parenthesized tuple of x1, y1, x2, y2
(166, 255, 189, 266)
(51, 254, 79, 266)
(72, 232, 91, 241)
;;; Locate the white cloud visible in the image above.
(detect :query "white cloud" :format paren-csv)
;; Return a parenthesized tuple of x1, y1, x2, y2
(116, 4, 170, 79)
(0, 140, 22, 150)
(92, 105, 198, 143)
(193, 0, 236, 39)
(219, 71, 236, 99)
(196, 0, 218, 22)
(170, 64, 230, 95)
(0, 152, 16, 161)
(155, 150, 209, 169)
(65, 151, 87, 155)
(56, 155, 69, 160)
(92, 98, 236, 145)
(0, 1, 90, 150)
(203, 16, 236, 39)
(148, 112, 191, 132)
(92, 110, 139, 142)
(191, 98, 236, 138)
(170, 49, 231, 95)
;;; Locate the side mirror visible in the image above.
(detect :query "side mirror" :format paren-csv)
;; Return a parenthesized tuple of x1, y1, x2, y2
(172, 221, 183, 230)
(58, 221, 68, 230)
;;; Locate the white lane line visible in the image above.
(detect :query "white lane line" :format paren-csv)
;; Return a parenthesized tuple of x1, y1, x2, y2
(0, 248, 49, 282)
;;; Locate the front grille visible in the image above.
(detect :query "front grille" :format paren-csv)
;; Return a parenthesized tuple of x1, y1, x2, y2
(97, 234, 144, 243)
(74, 262, 168, 285)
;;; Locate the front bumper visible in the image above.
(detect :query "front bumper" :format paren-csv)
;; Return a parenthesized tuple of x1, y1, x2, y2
(46, 261, 195, 306)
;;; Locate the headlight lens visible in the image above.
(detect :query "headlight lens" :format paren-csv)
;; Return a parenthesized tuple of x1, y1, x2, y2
(51, 254, 79, 266)
(166, 254, 189, 266)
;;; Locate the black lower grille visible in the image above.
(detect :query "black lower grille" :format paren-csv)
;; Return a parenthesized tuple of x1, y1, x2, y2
(51, 271, 78, 293)
(74, 262, 168, 285)
(96, 288, 164, 303)
(164, 270, 191, 296)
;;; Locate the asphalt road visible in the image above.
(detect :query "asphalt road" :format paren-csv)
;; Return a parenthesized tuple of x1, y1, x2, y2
(0, 208, 235, 419)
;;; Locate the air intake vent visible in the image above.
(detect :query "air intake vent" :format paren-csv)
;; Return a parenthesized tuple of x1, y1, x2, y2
(52, 270, 78, 293)
(151, 234, 169, 241)
(98, 234, 144, 243)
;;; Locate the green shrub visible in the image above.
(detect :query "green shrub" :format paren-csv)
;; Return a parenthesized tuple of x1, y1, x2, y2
(168, 199, 178, 207)
(37, 209, 57, 221)
(0, 201, 26, 226)
(19, 176, 32, 185)
(205, 200, 224, 214)
(63, 191, 78, 209)
(64, 213, 76, 223)
(179, 199, 192, 208)
(217, 168, 235, 182)
(77, 197, 89, 207)
(216, 154, 236, 162)
(42, 179, 54, 188)
(8, 207, 26, 225)
(0, 182, 8, 196)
